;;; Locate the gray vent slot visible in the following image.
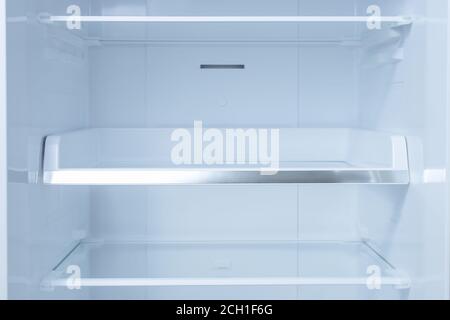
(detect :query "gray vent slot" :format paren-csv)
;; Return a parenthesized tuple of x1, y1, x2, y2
(201, 64, 245, 70)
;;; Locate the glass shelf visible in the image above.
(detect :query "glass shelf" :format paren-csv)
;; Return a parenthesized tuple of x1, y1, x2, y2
(42, 128, 410, 185)
(46, 15, 413, 24)
(35, 13, 413, 45)
(43, 240, 410, 291)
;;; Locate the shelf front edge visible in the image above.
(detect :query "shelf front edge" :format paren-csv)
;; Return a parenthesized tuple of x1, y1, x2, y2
(43, 169, 410, 185)
(47, 276, 411, 289)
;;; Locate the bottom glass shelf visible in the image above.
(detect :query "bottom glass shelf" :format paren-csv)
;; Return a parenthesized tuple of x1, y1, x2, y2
(43, 240, 411, 300)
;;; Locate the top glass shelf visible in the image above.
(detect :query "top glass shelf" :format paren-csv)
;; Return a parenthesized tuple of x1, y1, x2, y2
(36, 13, 413, 45)
(46, 15, 413, 24)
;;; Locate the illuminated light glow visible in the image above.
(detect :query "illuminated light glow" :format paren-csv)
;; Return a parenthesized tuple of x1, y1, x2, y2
(45, 170, 205, 185)
(43, 168, 409, 185)
(423, 169, 447, 184)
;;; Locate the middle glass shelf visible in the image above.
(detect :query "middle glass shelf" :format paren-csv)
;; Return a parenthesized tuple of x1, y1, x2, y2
(42, 128, 409, 185)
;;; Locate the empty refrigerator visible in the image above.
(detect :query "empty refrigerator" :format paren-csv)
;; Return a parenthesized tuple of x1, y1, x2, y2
(1, 0, 450, 300)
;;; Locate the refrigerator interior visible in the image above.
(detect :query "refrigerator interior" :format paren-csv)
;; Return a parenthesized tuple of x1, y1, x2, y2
(5, 0, 450, 300)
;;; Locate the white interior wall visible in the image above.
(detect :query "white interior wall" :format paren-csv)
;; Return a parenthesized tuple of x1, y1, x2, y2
(87, 0, 362, 299)
(6, 0, 91, 299)
(7, 0, 448, 300)
(356, 0, 449, 299)
(88, 0, 361, 246)
(84, 0, 450, 300)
